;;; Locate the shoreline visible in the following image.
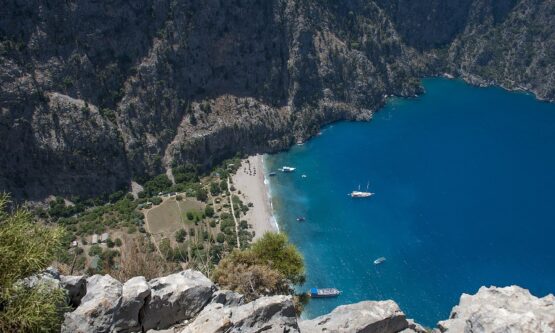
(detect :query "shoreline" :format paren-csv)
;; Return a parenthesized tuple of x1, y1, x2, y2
(232, 154, 278, 239)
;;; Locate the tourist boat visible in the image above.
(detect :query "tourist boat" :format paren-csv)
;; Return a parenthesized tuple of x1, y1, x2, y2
(308, 288, 341, 298)
(279, 166, 296, 172)
(269, 172, 277, 176)
(296, 216, 305, 222)
(301, 174, 307, 178)
(373, 257, 386, 265)
(349, 182, 374, 198)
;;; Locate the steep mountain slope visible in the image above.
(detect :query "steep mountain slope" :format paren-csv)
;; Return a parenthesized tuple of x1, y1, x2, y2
(0, 0, 553, 200)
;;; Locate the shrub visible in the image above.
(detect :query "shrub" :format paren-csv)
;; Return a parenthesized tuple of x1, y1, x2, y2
(0, 194, 68, 331)
(88, 244, 103, 257)
(216, 233, 225, 243)
(195, 188, 208, 202)
(106, 238, 115, 248)
(175, 229, 187, 243)
(114, 238, 122, 247)
(205, 206, 214, 217)
(186, 211, 194, 221)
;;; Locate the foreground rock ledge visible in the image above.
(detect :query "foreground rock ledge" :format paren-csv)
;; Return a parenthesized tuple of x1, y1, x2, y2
(435, 285, 555, 333)
(50, 268, 554, 333)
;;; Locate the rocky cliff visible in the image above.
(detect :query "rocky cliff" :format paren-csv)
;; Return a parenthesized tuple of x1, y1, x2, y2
(37, 268, 554, 333)
(1, 0, 554, 200)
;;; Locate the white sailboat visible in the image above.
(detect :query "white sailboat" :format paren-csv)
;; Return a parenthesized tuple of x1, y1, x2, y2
(349, 182, 374, 198)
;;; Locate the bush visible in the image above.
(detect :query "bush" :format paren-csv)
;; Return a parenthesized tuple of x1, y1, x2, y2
(106, 238, 115, 248)
(186, 211, 194, 220)
(88, 244, 103, 257)
(216, 233, 225, 243)
(176, 194, 183, 201)
(175, 229, 187, 243)
(205, 206, 214, 217)
(151, 196, 162, 205)
(196, 188, 208, 202)
(209, 220, 217, 228)
(114, 238, 122, 247)
(0, 194, 68, 333)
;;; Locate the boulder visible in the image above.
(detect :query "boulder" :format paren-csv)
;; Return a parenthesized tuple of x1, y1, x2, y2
(113, 276, 151, 332)
(60, 275, 87, 307)
(61, 274, 123, 333)
(210, 289, 245, 306)
(180, 295, 299, 333)
(299, 300, 408, 333)
(435, 286, 555, 333)
(141, 270, 215, 331)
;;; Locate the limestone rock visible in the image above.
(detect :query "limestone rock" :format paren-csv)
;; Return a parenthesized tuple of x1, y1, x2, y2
(210, 289, 245, 306)
(141, 270, 215, 331)
(61, 274, 123, 333)
(435, 285, 555, 333)
(60, 275, 87, 308)
(113, 276, 151, 332)
(180, 295, 299, 333)
(299, 300, 408, 333)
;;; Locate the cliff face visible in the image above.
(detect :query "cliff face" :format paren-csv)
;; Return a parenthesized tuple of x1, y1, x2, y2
(1, 0, 553, 199)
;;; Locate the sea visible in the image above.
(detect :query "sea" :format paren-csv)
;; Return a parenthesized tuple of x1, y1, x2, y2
(264, 78, 555, 327)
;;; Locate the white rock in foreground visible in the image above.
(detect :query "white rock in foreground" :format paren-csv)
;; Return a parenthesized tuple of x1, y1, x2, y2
(62, 274, 123, 333)
(141, 270, 215, 331)
(299, 300, 409, 333)
(180, 295, 299, 333)
(436, 286, 555, 333)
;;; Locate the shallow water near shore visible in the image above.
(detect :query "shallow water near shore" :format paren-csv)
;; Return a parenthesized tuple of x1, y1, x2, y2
(265, 78, 555, 326)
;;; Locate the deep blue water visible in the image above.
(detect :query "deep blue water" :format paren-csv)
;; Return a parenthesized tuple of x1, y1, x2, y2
(265, 78, 555, 327)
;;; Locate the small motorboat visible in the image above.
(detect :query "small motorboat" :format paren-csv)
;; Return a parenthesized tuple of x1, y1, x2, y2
(301, 174, 307, 178)
(373, 257, 386, 265)
(308, 288, 341, 298)
(268, 172, 277, 176)
(296, 216, 305, 222)
(280, 166, 296, 172)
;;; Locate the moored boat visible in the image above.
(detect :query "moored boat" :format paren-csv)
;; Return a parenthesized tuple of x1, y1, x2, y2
(373, 257, 386, 265)
(280, 166, 296, 172)
(349, 182, 374, 198)
(269, 172, 277, 176)
(308, 288, 341, 298)
(296, 216, 305, 222)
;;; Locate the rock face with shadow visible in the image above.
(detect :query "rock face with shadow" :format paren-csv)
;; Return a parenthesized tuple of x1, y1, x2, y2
(23, 268, 550, 333)
(1, 0, 553, 200)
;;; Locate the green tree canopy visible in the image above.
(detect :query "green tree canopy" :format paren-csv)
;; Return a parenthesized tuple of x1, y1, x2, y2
(213, 232, 304, 301)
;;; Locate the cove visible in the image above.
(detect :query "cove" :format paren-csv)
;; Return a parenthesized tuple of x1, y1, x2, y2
(265, 78, 555, 326)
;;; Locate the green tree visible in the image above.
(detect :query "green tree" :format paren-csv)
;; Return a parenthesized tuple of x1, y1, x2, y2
(210, 182, 221, 196)
(204, 206, 215, 217)
(251, 233, 304, 284)
(196, 188, 208, 202)
(0, 194, 68, 332)
(213, 232, 304, 301)
(216, 233, 225, 243)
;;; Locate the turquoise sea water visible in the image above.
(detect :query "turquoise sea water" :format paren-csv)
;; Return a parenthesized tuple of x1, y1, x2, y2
(265, 78, 555, 326)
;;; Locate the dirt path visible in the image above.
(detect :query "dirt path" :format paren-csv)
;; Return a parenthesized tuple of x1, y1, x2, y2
(228, 177, 241, 249)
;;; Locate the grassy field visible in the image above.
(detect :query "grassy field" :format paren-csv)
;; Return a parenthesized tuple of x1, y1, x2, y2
(146, 197, 204, 235)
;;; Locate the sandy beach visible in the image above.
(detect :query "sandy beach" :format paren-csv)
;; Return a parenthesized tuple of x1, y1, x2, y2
(232, 154, 278, 239)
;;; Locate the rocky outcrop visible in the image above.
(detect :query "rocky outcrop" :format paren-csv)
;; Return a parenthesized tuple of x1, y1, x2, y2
(113, 276, 150, 333)
(435, 286, 555, 333)
(59, 275, 87, 308)
(181, 295, 299, 333)
(299, 300, 410, 333)
(62, 274, 123, 333)
(29, 268, 555, 333)
(6, 0, 553, 200)
(141, 270, 215, 331)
